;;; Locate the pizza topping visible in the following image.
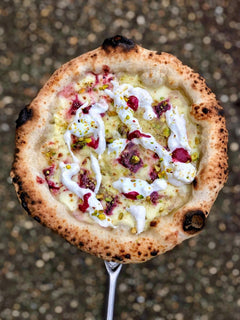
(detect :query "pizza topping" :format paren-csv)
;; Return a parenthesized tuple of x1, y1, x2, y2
(44, 72, 200, 234)
(172, 148, 191, 163)
(104, 196, 118, 215)
(123, 191, 139, 200)
(150, 191, 160, 205)
(118, 142, 143, 173)
(79, 169, 95, 192)
(154, 99, 171, 118)
(36, 176, 45, 184)
(68, 96, 82, 116)
(127, 130, 151, 140)
(126, 95, 139, 111)
(78, 193, 91, 212)
(127, 205, 146, 234)
(108, 138, 128, 157)
(113, 177, 167, 199)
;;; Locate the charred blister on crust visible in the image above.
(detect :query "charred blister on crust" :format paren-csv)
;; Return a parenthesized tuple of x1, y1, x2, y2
(183, 210, 206, 234)
(102, 35, 135, 52)
(16, 105, 33, 128)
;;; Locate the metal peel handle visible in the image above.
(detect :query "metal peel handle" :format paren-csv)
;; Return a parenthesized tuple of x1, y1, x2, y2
(104, 261, 123, 320)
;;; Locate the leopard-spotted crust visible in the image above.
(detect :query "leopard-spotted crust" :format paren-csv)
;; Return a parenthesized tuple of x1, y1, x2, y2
(11, 35, 228, 263)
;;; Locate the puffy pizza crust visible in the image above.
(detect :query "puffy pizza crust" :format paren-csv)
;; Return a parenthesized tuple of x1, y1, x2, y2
(11, 36, 228, 263)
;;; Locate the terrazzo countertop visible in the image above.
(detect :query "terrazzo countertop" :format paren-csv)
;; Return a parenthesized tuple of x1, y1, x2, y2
(0, 1, 239, 319)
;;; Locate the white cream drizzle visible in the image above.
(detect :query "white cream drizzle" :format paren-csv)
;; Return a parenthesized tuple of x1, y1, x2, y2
(107, 138, 128, 157)
(113, 177, 167, 197)
(57, 77, 197, 234)
(105, 79, 196, 187)
(166, 106, 191, 152)
(127, 205, 146, 234)
(60, 99, 114, 227)
(90, 153, 101, 193)
(59, 162, 114, 228)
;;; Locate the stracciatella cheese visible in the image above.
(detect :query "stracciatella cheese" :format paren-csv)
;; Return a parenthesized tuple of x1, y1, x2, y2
(40, 71, 201, 234)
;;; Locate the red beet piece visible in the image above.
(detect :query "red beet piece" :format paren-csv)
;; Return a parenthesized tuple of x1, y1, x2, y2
(150, 191, 159, 205)
(79, 193, 91, 212)
(123, 191, 139, 200)
(118, 142, 143, 173)
(127, 130, 151, 140)
(172, 148, 191, 163)
(82, 105, 92, 114)
(79, 169, 95, 191)
(47, 180, 60, 190)
(154, 99, 171, 118)
(149, 168, 158, 182)
(43, 165, 54, 177)
(104, 196, 118, 215)
(36, 176, 45, 184)
(87, 137, 99, 149)
(127, 96, 139, 111)
(68, 96, 82, 116)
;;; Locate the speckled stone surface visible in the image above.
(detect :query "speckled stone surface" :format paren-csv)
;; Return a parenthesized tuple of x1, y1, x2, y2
(0, 1, 240, 319)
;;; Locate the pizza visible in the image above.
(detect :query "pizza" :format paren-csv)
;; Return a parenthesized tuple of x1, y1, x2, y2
(11, 35, 228, 263)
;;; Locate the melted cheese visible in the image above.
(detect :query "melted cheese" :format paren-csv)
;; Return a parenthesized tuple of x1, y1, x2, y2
(41, 72, 200, 234)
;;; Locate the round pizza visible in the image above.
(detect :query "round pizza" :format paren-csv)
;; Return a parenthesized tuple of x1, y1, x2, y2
(11, 35, 228, 263)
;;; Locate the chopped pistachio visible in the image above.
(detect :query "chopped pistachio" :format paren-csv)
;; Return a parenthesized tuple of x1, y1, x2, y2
(191, 152, 199, 161)
(85, 137, 92, 143)
(158, 171, 166, 179)
(136, 194, 144, 200)
(98, 213, 106, 220)
(125, 115, 130, 120)
(195, 137, 200, 145)
(163, 127, 171, 138)
(99, 84, 109, 90)
(108, 110, 117, 116)
(106, 137, 114, 144)
(130, 155, 140, 164)
(131, 227, 137, 234)
(118, 212, 124, 220)
(105, 197, 112, 203)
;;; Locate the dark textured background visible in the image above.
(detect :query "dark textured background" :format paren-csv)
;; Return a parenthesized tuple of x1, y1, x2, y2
(0, 1, 240, 319)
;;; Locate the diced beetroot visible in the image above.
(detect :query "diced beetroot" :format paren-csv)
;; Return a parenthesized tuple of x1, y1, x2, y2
(149, 168, 158, 182)
(47, 180, 60, 190)
(79, 193, 91, 213)
(118, 142, 143, 173)
(79, 169, 95, 191)
(68, 96, 82, 116)
(154, 99, 171, 118)
(127, 130, 151, 140)
(87, 137, 99, 149)
(43, 165, 55, 177)
(104, 196, 118, 215)
(102, 65, 110, 75)
(127, 96, 139, 111)
(82, 105, 92, 114)
(71, 135, 86, 150)
(36, 176, 45, 184)
(91, 72, 99, 85)
(150, 191, 159, 205)
(58, 83, 75, 98)
(123, 191, 139, 200)
(172, 148, 191, 163)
